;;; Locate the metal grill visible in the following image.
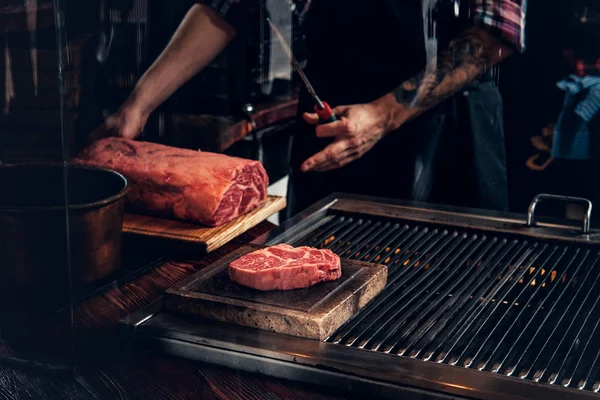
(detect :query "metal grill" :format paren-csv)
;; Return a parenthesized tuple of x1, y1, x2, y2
(288, 213, 600, 393)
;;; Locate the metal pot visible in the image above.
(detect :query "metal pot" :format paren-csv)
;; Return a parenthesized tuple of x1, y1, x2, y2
(0, 163, 129, 296)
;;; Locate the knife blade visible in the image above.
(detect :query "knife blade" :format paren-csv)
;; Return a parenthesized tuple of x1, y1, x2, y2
(266, 18, 337, 123)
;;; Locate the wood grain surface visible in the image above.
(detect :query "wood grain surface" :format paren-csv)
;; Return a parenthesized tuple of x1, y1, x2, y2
(122, 196, 286, 253)
(0, 222, 356, 399)
(74, 353, 349, 400)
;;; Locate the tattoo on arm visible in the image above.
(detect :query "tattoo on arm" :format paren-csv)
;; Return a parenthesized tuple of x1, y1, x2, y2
(394, 27, 510, 111)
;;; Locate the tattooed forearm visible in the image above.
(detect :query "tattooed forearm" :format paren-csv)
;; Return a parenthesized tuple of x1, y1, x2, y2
(394, 27, 512, 113)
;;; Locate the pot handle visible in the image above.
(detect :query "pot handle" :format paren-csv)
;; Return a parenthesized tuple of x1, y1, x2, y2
(526, 194, 593, 234)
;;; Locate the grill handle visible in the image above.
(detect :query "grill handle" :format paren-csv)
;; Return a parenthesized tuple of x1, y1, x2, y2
(527, 194, 593, 234)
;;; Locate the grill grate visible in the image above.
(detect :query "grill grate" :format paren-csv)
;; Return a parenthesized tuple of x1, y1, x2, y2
(288, 212, 600, 393)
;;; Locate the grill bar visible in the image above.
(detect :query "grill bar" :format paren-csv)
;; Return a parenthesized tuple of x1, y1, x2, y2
(518, 249, 589, 381)
(338, 221, 392, 258)
(423, 241, 528, 363)
(435, 242, 541, 365)
(361, 225, 415, 264)
(411, 238, 514, 360)
(386, 235, 492, 355)
(537, 250, 595, 384)
(495, 247, 574, 376)
(323, 218, 366, 251)
(558, 254, 600, 388)
(347, 231, 462, 347)
(483, 246, 568, 373)
(304, 210, 600, 395)
(331, 228, 448, 345)
(355, 232, 470, 349)
(327, 225, 430, 342)
(305, 216, 352, 247)
(328, 220, 373, 253)
(367, 234, 485, 352)
(464, 245, 563, 370)
(580, 317, 600, 391)
(330, 220, 378, 254)
(404, 238, 506, 358)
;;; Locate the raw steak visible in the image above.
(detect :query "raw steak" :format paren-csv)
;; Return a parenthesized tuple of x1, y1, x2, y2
(229, 244, 342, 291)
(72, 137, 268, 226)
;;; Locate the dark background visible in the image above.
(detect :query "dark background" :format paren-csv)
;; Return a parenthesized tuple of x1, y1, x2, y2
(1, 0, 598, 214)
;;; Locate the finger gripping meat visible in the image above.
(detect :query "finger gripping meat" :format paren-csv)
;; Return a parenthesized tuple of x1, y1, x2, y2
(229, 244, 342, 291)
(72, 137, 268, 226)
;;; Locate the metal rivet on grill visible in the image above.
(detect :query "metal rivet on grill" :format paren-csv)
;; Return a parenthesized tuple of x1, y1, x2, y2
(491, 362, 501, 373)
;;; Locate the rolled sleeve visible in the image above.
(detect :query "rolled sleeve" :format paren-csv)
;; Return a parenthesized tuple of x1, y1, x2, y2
(198, 0, 260, 34)
(471, 0, 527, 52)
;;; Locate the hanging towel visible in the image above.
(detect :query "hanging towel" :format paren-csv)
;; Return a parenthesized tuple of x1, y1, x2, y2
(552, 75, 600, 160)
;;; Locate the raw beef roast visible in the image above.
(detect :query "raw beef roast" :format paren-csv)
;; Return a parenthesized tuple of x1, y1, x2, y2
(229, 244, 342, 291)
(72, 137, 268, 226)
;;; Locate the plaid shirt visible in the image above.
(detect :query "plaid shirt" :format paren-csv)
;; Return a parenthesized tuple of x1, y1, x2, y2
(471, 0, 527, 51)
(202, 0, 526, 52)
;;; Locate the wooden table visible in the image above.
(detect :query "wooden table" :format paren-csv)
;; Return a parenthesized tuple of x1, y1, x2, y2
(0, 222, 353, 400)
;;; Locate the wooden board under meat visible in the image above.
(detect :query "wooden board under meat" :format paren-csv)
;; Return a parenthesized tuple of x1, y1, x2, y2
(163, 244, 388, 341)
(122, 195, 286, 254)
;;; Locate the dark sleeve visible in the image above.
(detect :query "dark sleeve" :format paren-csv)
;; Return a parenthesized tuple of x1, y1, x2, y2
(197, 0, 262, 34)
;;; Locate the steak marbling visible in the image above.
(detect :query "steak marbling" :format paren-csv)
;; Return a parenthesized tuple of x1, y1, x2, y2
(229, 244, 342, 291)
(72, 137, 268, 226)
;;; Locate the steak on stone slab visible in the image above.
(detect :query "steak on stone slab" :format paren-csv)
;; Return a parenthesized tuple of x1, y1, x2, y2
(229, 244, 342, 291)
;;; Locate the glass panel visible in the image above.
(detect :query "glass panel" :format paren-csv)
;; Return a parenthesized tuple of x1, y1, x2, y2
(1, 0, 594, 394)
(53, 0, 600, 332)
(0, 0, 74, 368)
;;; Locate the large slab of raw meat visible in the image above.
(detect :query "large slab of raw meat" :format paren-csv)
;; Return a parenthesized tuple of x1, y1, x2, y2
(72, 137, 268, 226)
(229, 244, 342, 291)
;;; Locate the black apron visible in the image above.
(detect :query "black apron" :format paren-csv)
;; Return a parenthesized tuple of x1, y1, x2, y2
(285, 0, 509, 218)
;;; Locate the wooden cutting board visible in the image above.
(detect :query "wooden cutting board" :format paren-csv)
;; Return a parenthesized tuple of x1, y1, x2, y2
(163, 245, 388, 341)
(122, 195, 286, 254)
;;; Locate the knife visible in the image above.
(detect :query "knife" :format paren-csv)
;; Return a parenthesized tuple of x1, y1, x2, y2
(266, 18, 337, 123)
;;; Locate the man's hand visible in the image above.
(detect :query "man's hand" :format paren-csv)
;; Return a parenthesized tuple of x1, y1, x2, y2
(89, 105, 148, 143)
(89, 4, 235, 144)
(301, 94, 406, 172)
(300, 26, 514, 174)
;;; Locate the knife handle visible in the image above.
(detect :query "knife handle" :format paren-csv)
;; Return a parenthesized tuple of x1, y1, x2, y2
(314, 102, 337, 124)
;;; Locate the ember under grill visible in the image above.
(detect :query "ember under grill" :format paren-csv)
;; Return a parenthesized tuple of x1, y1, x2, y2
(122, 193, 600, 400)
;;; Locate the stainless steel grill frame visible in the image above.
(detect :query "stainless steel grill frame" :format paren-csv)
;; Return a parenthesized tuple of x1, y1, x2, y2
(121, 193, 600, 400)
